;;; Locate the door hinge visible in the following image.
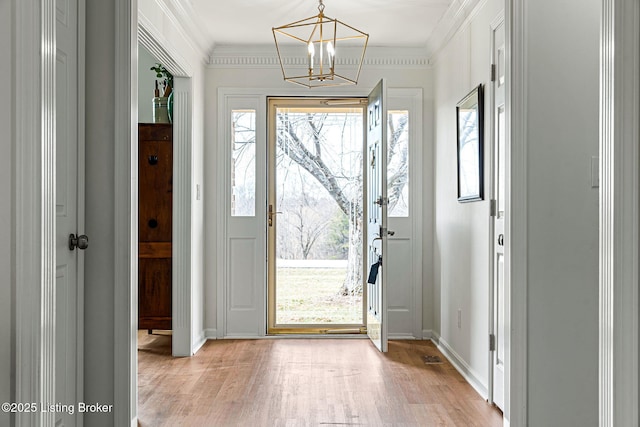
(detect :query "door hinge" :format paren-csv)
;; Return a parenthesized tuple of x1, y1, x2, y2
(490, 64, 496, 82)
(489, 334, 496, 351)
(490, 199, 497, 217)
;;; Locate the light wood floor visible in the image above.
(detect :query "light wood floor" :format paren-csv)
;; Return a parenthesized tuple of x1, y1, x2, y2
(138, 332, 502, 426)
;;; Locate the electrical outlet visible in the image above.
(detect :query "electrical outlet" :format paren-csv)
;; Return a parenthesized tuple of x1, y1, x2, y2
(457, 309, 462, 329)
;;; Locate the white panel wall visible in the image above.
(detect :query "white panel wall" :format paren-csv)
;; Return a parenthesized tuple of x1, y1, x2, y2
(0, 1, 13, 426)
(432, 0, 504, 395)
(204, 53, 435, 337)
(523, 0, 600, 424)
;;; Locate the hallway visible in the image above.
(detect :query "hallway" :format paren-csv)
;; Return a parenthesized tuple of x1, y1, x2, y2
(138, 335, 502, 426)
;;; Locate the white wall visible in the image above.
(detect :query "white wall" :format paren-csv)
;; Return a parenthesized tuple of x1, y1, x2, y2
(203, 49, 435, 337)
(434, 2, 600, 421)
(1, 1, 13, 426)
(138, 43, 159, 123)
(523, 0, 600, 424)
(432, 0, 503, 395)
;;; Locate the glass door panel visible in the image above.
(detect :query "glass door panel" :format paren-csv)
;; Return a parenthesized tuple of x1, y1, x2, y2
(267, 99, 365, 333)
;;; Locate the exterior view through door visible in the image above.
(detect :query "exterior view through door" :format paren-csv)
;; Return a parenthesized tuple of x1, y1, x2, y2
(266, 81, 398, 343)
(267, 98, 367, 334)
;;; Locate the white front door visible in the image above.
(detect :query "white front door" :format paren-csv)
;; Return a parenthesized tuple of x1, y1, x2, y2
(366, 79, 389, 352)
(490, 19, 506, 411)
(56, 0, 82, 424)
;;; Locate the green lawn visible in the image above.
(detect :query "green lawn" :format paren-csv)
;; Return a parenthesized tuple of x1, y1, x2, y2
(276, 268, 363, 325)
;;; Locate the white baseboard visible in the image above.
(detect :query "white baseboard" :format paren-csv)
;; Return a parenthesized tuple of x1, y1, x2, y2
(223, 334, 262, 339)
(430, 331, 488, 400)
(132, 417, 138, 427)
(192, 331, 207, 354)
(422, 329, 433, 340)
(204, 328, 218, 340)
(389, 333, 419, 340)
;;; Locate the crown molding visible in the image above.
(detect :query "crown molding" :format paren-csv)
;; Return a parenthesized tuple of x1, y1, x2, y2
(138, 23, 190, 77)
(425, 0, 486, 63)
(142, 0, 211, 64)
(164, 0, 485, 68)
(208, 45, 430, 69)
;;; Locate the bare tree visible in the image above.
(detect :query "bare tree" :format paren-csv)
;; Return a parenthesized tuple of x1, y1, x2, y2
(276, 109, 409, 295)
(290, 175, 329, 260)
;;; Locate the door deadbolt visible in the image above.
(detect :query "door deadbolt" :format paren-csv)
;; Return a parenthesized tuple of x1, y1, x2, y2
(69, 234, 89, 251)
(498, 234, 504, 246)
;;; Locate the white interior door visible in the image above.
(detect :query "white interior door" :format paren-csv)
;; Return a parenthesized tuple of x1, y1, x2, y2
(56, 0, 82, 425)
(366, 79, 388, 352)
(491, 19, 506, 411)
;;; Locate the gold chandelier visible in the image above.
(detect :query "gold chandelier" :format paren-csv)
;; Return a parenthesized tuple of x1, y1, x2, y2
(272, 0, 369, 88)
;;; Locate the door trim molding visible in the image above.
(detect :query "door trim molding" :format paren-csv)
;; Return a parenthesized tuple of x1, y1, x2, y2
(137, 20, 195, 358)
(77, 0, 87, 419)
(600, 0, 640, 425)
(487, 11, 505, 408)
(113, 0, 137, 425)
(171, 81, 193, 356)
(14, 0, 57, 424)
(506, 0, 527, 425)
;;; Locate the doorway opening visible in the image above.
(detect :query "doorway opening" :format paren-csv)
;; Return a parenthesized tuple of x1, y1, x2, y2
(267, 98, 367, 334)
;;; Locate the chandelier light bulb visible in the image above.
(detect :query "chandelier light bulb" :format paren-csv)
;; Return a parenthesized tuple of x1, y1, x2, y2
(308, 42, 315, 72)
(326, 41, 335, 62)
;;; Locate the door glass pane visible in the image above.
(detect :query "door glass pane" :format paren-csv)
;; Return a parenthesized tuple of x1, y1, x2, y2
(274, 107, 363, 325)
(231, 110, 256, 216)
(388, 110, 409, 217)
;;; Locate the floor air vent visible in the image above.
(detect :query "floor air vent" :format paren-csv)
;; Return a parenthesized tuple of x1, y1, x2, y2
(423, 355, 444, 364)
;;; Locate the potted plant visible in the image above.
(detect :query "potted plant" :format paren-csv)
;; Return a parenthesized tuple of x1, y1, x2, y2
(150, 63, 174, 123)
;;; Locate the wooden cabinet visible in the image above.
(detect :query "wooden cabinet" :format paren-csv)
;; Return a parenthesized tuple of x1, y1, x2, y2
(138, 123, 173, 331)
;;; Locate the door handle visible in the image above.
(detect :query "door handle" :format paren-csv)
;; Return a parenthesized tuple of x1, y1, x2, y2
(69, 234, 89, 251)
(268, 204, 282, 227)
(498, 234, 504, 246)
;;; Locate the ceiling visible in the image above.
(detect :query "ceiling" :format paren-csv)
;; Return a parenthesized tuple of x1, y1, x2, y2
(183, 0, 454, 52)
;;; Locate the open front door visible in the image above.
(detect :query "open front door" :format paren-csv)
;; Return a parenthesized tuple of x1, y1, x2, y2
(366, 79, 388, 352)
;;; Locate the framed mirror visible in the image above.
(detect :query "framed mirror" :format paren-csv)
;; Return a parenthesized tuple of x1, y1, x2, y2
(456, 84, 484, 202)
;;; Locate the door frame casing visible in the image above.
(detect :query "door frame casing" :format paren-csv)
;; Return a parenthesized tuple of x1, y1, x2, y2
(599, 0, 640, 425)
(14, 0, 60, 424)
(266, 97, 368, 335)
(216, 87, 423, 340)
(506, 0, 524, 424)
(137, 22, 196, 357)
